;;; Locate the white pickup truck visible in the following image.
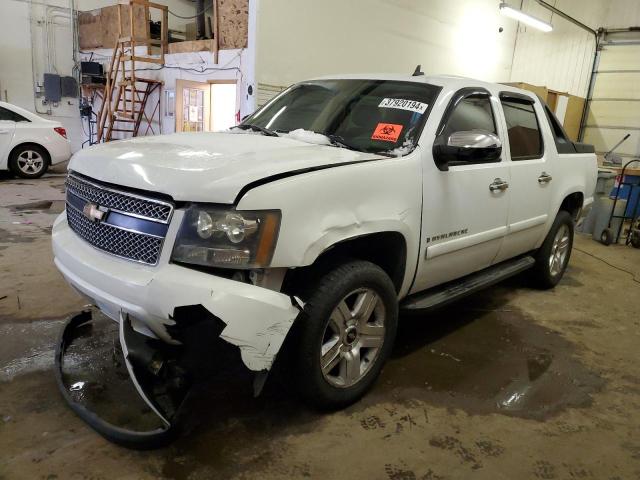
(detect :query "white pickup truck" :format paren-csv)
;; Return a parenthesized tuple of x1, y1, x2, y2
(52, 74, 596, 444)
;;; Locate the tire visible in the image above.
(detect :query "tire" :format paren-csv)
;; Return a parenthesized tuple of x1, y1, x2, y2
(631, 231, 640, 249)
(9, 144, 49, 179)
(532, 211, 574, 289)
(600, 228, 614, 246)
(288, 260, 398, 410)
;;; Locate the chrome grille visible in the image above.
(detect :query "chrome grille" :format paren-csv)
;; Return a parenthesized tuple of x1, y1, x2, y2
(66, 173, 173, 223)
(66, 205, 163, 265)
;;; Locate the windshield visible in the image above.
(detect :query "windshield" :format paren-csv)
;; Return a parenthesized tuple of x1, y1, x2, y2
(241, 79, 441, 155)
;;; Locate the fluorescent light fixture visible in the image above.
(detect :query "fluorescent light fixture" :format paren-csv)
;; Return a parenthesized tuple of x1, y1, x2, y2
(500, 2, 553, 32)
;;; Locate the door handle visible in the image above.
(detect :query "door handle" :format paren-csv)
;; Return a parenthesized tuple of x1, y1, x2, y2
(538, 172, 553, 184)
(489, 178, 509, 192)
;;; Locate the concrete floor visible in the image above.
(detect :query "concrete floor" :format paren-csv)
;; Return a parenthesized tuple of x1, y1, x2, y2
(1, 172, 640, 480)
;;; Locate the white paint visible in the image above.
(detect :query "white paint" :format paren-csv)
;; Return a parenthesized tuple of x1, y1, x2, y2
(68, 130, 381, 203)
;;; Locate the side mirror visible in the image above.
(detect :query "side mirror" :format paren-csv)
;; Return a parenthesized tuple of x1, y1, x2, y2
(433, 130, 502, 171)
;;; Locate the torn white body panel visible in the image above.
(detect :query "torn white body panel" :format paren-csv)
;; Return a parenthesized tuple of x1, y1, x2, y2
(52, 212, 301, 372)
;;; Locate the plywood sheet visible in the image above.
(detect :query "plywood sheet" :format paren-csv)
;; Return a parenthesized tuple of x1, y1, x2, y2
(168, 39, 216, 54)
(503, 82, 549, 102)
(78, 10, 102, 50)
(79, 4, 147, 50)
(563, 95, 585, 141)
(101, 4, 148, 48)
(217, 0, 248, 49)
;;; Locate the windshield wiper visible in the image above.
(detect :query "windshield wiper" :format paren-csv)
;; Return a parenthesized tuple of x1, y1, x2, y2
(233, 124, 279, 137)
(326, 134, 396, 158)
(325, 134, 361, 152)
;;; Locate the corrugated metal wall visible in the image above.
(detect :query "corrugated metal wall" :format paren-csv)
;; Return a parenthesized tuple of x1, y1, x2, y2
(509, 0, 604, 97)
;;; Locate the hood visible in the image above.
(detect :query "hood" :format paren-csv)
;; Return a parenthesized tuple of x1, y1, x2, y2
(69, 132, 381, 203)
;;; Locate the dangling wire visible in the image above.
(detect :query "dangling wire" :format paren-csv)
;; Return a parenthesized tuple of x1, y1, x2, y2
(168, 3, 213, 19)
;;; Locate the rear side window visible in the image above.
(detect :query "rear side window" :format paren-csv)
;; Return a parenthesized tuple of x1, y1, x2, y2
(0, 107, 29, 122)
(542, 104, 576, 154)
(500, 99, 543, 160)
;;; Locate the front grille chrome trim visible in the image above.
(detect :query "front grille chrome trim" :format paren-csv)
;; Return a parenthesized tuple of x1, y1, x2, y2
(66, 204, 165, 266)
(66, 201, 165, 239)
(65, 172, 172, 266)
(66, 172, 174, 224)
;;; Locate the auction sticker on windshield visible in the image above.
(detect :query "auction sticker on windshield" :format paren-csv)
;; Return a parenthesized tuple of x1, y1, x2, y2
(378, 98, 428, 114)
(372, 123, 403, 142)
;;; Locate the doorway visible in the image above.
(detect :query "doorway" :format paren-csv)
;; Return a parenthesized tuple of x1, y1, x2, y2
(175, 79, 238, 133)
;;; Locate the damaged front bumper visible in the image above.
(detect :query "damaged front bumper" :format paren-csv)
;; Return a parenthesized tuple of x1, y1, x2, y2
(56, 310, 182, 448)
(52, 213, 302, 372)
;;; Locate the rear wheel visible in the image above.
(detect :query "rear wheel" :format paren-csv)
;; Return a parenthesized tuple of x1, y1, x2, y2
(289, 260, 398, 410)
(532, 211, 574, 289)
(9, 144, 49, 179)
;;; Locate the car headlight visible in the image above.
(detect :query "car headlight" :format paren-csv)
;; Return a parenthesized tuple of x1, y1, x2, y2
(171, 205, 281, 269)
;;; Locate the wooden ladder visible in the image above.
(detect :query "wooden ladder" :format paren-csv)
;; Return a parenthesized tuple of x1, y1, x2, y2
(96, 0, 168, 143)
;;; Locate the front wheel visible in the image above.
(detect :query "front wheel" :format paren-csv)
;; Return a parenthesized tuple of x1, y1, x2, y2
(289, 260, 398, 410)
(532, 211, 574, 289)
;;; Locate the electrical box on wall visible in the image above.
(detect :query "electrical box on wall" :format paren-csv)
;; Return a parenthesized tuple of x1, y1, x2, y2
(44, 73, 62, 102)
(61, 77, 78, 98)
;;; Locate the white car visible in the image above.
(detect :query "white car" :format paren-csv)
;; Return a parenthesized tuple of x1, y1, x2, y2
(0, 101, 71, 178)
(52, 74, 597, 446)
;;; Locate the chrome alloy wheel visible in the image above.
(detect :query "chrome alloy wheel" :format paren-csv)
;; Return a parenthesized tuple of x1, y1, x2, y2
(549, 224, 570, 277)
(320, 288, 386, 388)
(17, 150, 45, 175)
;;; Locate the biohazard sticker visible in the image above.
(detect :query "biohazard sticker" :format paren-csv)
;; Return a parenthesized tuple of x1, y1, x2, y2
(378, 98, 428, 114)
(372, 123, 403, 142)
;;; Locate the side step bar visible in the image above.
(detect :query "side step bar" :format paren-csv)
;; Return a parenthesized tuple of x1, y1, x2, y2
(401, 256, 535, 312)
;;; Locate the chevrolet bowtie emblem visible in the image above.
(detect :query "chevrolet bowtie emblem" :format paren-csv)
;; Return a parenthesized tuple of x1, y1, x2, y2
(83, 202, 105, 222)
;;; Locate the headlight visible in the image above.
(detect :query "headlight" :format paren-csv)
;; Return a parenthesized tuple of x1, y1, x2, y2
(171, 206, 281, 269)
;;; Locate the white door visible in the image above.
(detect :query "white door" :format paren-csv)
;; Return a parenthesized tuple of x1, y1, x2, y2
(412, 91, 510, 293)
(0, 109, 16, 166)
(493, 94, 552, 263)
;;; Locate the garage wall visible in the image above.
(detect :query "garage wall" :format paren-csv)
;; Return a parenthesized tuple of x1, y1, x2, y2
(0, 0, 208, 153)
(510, 0, 640, 97)
(255, 0, 519, 91)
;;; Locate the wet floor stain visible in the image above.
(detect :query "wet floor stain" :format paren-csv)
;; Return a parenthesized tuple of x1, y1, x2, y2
(370, 285, 605, 421)
(9, 200, 65, 215)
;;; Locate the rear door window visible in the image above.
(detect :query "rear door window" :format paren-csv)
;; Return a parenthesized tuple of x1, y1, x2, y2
(0, 107, 29, 122)
(500, 99, 543, 160)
